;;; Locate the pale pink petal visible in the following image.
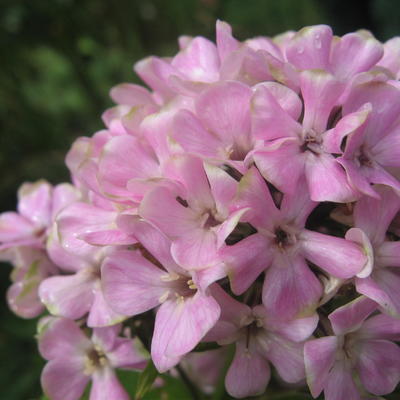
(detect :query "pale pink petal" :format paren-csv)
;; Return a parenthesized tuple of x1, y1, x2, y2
(162, 155, 214, 210)
(378, 241, 400, 267)
(151, 292, 220, 372)
(252, 137, 305, 194)
(357, 313, 400, 341)
(234, 167, 279, 229)
(365, 164, 400, 194)
(324, 362, 361, 400)
(17, 180, 52, 227)
(262, 332, 305, 383)
(378, 37, 400, 77)
(372, 124, 400, 167)
(98, 135, 159, 198)
(343, 81, 400, 147)
(304, 336, 338, 397)
(101, 249, 166, 316)
(285, 25, 332, 71)
(263, 253, 322, 319)
(305, 152, 358, 202)
(171, 37, 220, 82)
(345, 228, 374, 278)
(116, 215, 181, 272)
(38, 317, 92, 360)
(225, 338, 270, 398)
(204, 163, 237, 216)
(221, 234, 272, 295)
(300, 229, 367, 278)
(87, 286, 126, 327)
(41, 358, 89, 400)
(7, 279, 44, 319)
(80, 230, 136, 246)
(51, 183, 81, 219)
(172, 228, 217, 269)
(354, 185, 400, 245)
(215, 207, 249, 249)
(108, 338, 147, 370)
(90, 369, 129, 400)
(329, 295, 377, 335)
(91, 325, 120, 353)
(300, 70, 344, 132)
(0, 212, 36, 242)
(195, 81, 252, 143)
(280, 178, 318, 227)
(139, 185, 199, 238)
(251, 83, 301, 141)
(172, 109, 221, 159)
(110, 83, 154, 106)
(323, 103, 371, 154)
(337, 157, 379, 198)
(216, 20, 239, 63)
(39, 270, 96, 319)
(357, 339, 400, 395)
(254, 81, 302, 120)
(331, 31, 384, 79)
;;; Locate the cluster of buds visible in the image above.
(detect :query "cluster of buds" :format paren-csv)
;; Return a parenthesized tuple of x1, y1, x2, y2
(2, 21, 400, 399)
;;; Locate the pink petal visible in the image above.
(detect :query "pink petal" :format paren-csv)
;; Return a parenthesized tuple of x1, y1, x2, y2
(195, 81, 252, 142)
(372, 124, 400, 167)
(234, 167, 279, 229)
(225, 338, 270, 398)
(262, 332, 306, 383)
(305, 152, 358, 202)
(300, 229, 367, 278)
(90, 369, 129, 400)
(38, 317, 91, 360)
(285, 25, 332, 71)
(357, 269, 400, 317)
(87, 286, 126, 328)
(80, 229, 136, 246)
(300, 70, 344, 132)
(171, 228, 217, 269)
(251, 83, 301, 141)
(151, 292, 220, 372)
(172, 109, 221, 159)
(356, 339, 400, 395)
(0, 212, 36, 243)
(354, 185, 400, 245)
(17, 180, 52, 227)
(331, 31, 384, 79)
(171, 37, 220, 82)
(324, 362, 361, 400)
(221, 234, 272, 295)
(378, 37, 400, 77)
(101, 249, 166, 316)
(254, 81, 302, 120)
(263, 252, 322, 319)
(41, 358, 89, 400)
(107, 338, 147, 370)
(39, 270, 96, 319)
(110, 83, 154, 106)
(139, 185, 199, 238)
(216, 20, 239, 63)
(357, 313, 400, 341)
(328, 295, 377, 335)
(304, 336, 338, 397)
(378, 241, 400, 267)
(252, 137, 305, 194)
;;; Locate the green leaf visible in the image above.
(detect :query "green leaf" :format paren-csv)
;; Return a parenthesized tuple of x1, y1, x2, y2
(134, 360, 159, 400)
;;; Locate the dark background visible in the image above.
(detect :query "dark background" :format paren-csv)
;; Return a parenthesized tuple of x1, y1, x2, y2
(0, 1, 399, 399)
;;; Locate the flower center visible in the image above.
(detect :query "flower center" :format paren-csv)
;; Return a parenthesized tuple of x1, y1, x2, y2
(300, 129, 322, 155)
(83, 346, 108, 375)
(274, 226, 296, 249)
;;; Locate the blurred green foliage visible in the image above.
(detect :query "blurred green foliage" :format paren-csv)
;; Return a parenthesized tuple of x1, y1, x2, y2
(0, 0, 399, 399)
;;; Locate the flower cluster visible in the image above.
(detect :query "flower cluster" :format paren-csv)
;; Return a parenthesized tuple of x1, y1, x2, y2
(2, 21, 400, 399)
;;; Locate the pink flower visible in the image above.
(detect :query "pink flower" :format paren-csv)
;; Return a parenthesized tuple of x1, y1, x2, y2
(223, 167, 369, 319)
(205, 286, 318, 398)
(305, 296, 400, 400)
(102, 218, 222, 372)
(38, 317, 147, 400)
